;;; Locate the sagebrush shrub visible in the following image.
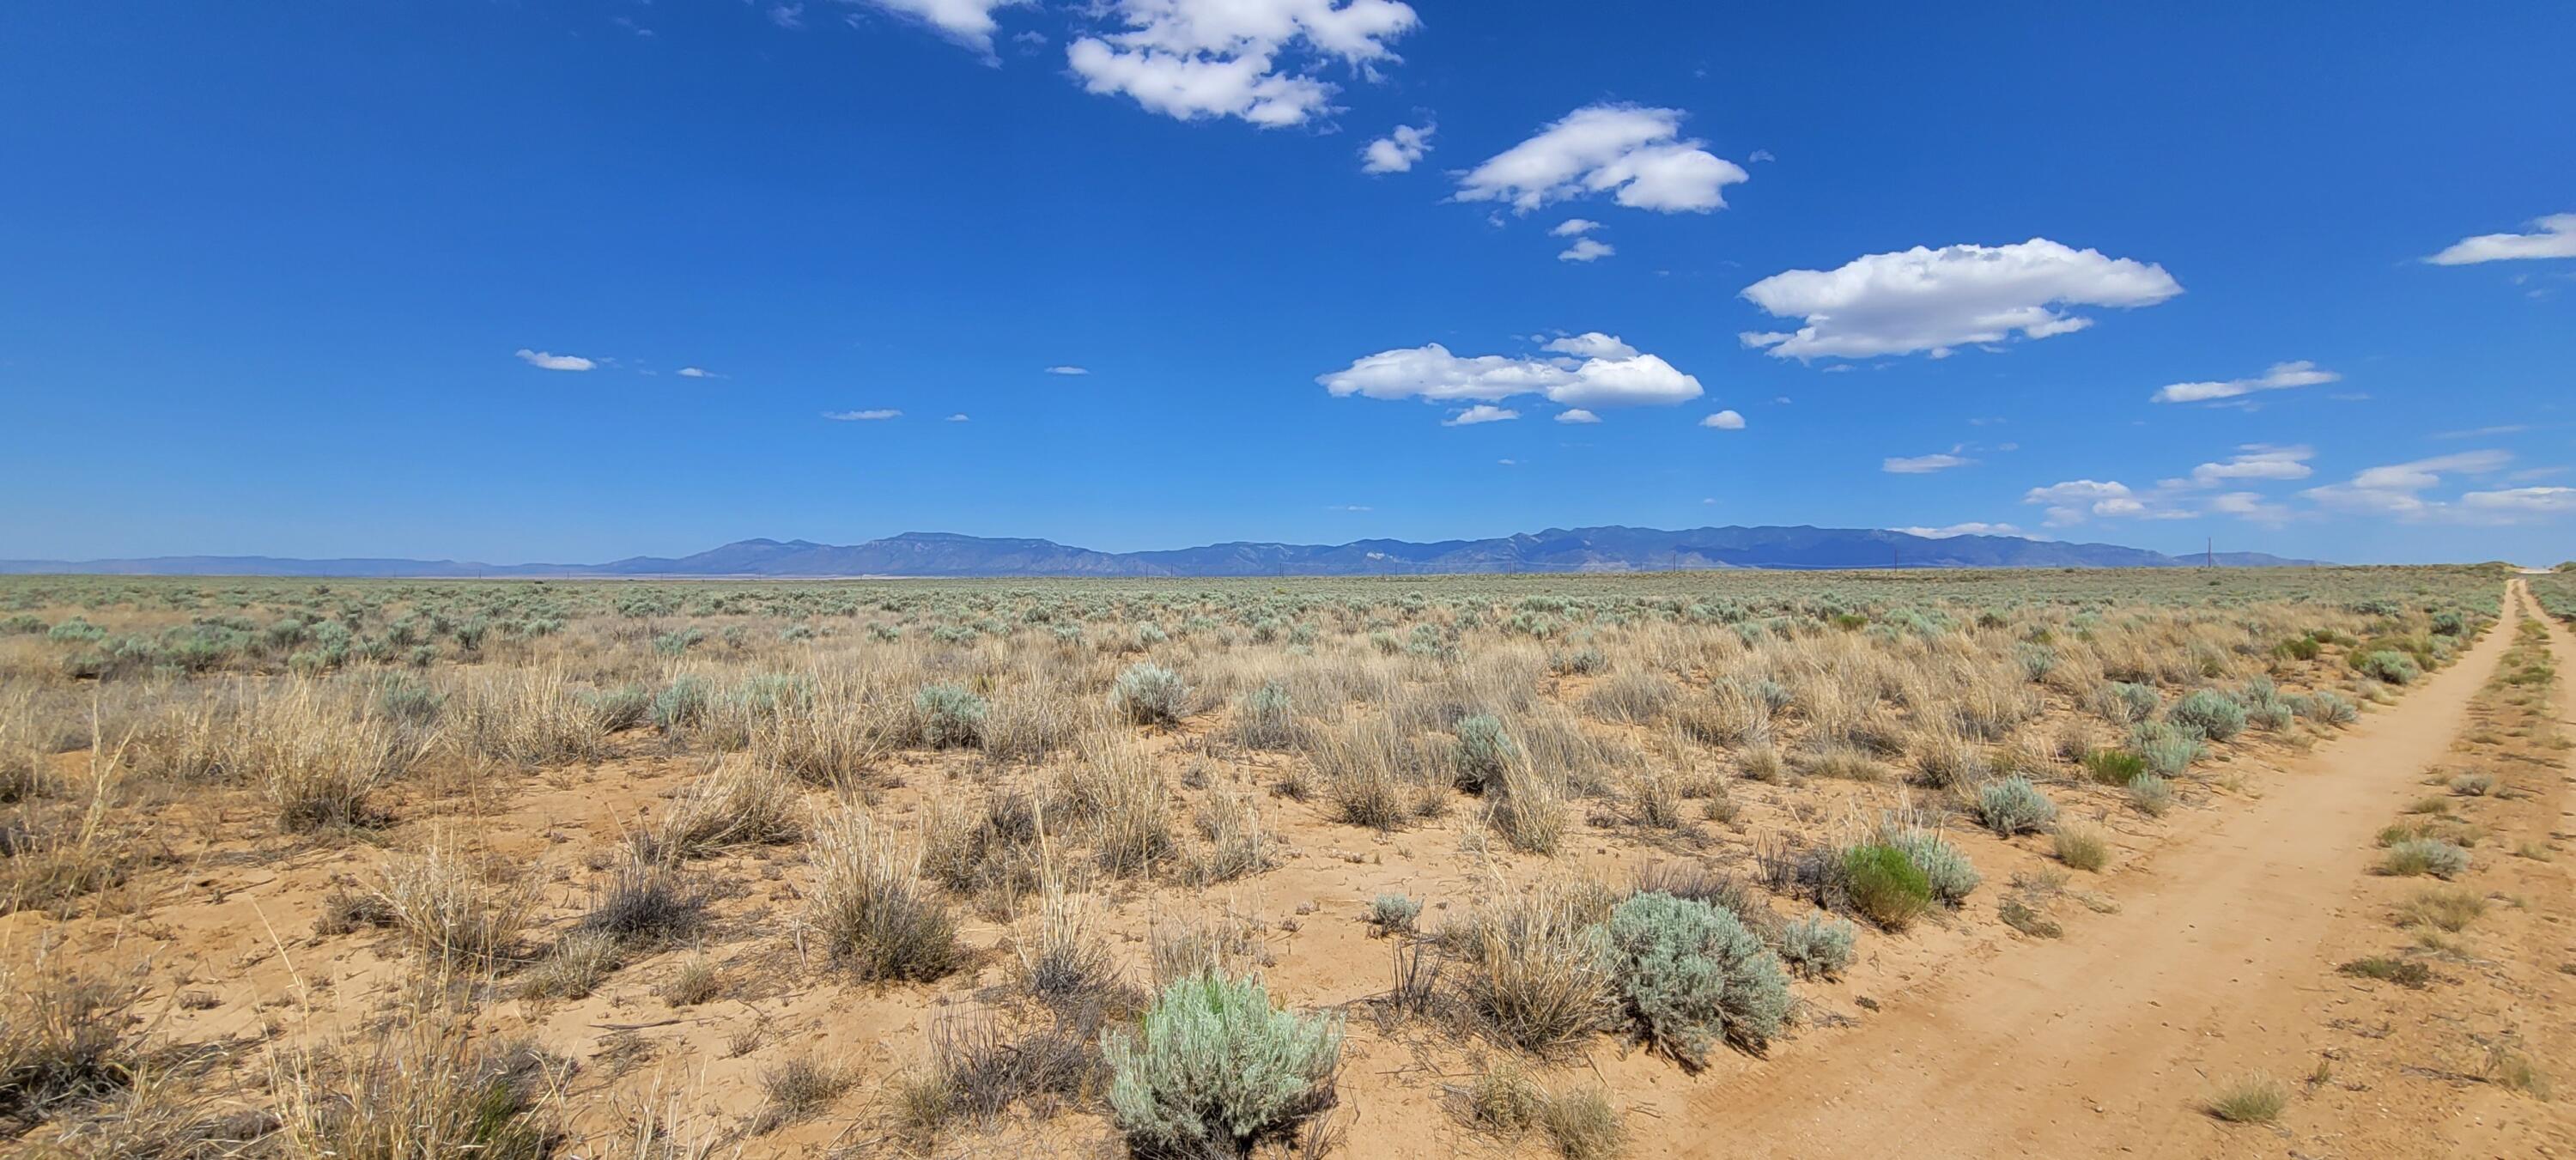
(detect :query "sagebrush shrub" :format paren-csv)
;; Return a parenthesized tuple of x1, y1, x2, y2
(1103, 973, 1344, 1157)
(1452, 714, 1517, 792)
(1773, 912, 1856, 980)
(2380, 837, 2469, 879)
(1233, 680, 1298, 750)
(2127, 771, 2174, 815)
(1111, 663, 1191, 726)
(2168, 689, 2249, 741)
(1975, 775, 2057, 836)
(913, 683, 988, 749)
(2133, 721, 2204, 777)
(1601, 891, 1789, 1065)
(1367, 893, 1423, 935)
(1883, 824, 1979, 904)
(2091, 681, 2160, 726)
(2354, 649, 2421, 685)
(2298, 690, 2360, 724)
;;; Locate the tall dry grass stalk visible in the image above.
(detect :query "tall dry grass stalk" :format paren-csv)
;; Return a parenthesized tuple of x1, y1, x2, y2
(266, 987, 560, 1160)
(806, 805, 961, 981)
(1, 712, 135, 917)
(449, 665, 611, 768)
(371, 830, 540, 968)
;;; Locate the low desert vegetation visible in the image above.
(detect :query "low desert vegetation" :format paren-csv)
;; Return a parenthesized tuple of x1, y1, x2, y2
(0, 567, 2501, 1153)
(2203, 1072, 2289, 1124)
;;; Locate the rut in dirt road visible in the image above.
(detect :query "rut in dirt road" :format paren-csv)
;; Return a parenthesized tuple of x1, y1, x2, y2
(1669, 584, 2529, 1160)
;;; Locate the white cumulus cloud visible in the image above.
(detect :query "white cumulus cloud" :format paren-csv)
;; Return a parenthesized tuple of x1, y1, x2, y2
(2022, 479, 2141, 526)
(1701, 410, 1745, 430)
(1318, 332, 1702, 411)
(1739, 239, 2181, 360)
(676, 366, 716, 379)
(1557, 238, 1614, 263)
(946, 413, 971, 422)
(515, 349, 595, 371)
(2426, 213, 2576, 265)
(1443, 404, 1517, 426)
(1550, 218, 1601, 237)
(1455, 105, 1747, 215)
(823, 409, 903, 421)
(1066, 0, 1419, 127)
(2186, 444, 2314, 485)
(1554, 409, 1600, 424)
(1540, 333, 1635, 359)
(1361, 122, 1432, 173)
(2152, 361, 2339, 404)
(850, 0, 1030, 53)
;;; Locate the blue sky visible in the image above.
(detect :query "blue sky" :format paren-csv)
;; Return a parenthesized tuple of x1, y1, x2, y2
(3, 2, 2571, 565)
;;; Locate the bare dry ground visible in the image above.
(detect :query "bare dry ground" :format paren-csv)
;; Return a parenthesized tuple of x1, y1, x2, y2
(0, 567, 2560, 1158)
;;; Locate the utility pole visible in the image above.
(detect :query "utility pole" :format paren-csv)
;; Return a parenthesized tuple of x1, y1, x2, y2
(2206, 537, 2214, 568)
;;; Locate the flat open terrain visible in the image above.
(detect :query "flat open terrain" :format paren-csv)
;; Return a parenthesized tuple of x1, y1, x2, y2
(2, 566, 2566, 1157)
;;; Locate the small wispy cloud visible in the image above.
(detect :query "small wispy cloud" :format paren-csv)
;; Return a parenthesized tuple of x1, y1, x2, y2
(677, 367, 717, 379)
(2433, 423, 2530, 439)
(823, 409, 902, 422)
(2151, 360, 2338, 404)
(1044, 365, 1090, 376)
(1882, 452, 1971, 474)
(1554, 409, 1601, 424)
(946, 413, 970, 422)
(515, 349, 595, 372)
(1444, 404, 1520, 426)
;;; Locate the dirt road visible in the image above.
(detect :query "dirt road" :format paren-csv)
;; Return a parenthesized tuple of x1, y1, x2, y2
(1674, 583, 2548, 1158)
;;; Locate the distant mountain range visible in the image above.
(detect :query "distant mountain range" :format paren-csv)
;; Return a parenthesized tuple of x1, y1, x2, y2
(0, 527, 2316, 578)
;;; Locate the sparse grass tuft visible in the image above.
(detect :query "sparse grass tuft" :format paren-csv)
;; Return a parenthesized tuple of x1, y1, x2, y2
(1455, 884, 1612, 1054)
(1538, 1086, 1625, 1160)
(752, 1053, 851, 1133)
(2338, 956, 2432, 988)
(2395, 886, 2485, 932)
(2203, 1073, 2288, 1123)
(807, 806, 962, 982)
(2052, 823, 2110, 871)
(372, 835, 538, 967)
